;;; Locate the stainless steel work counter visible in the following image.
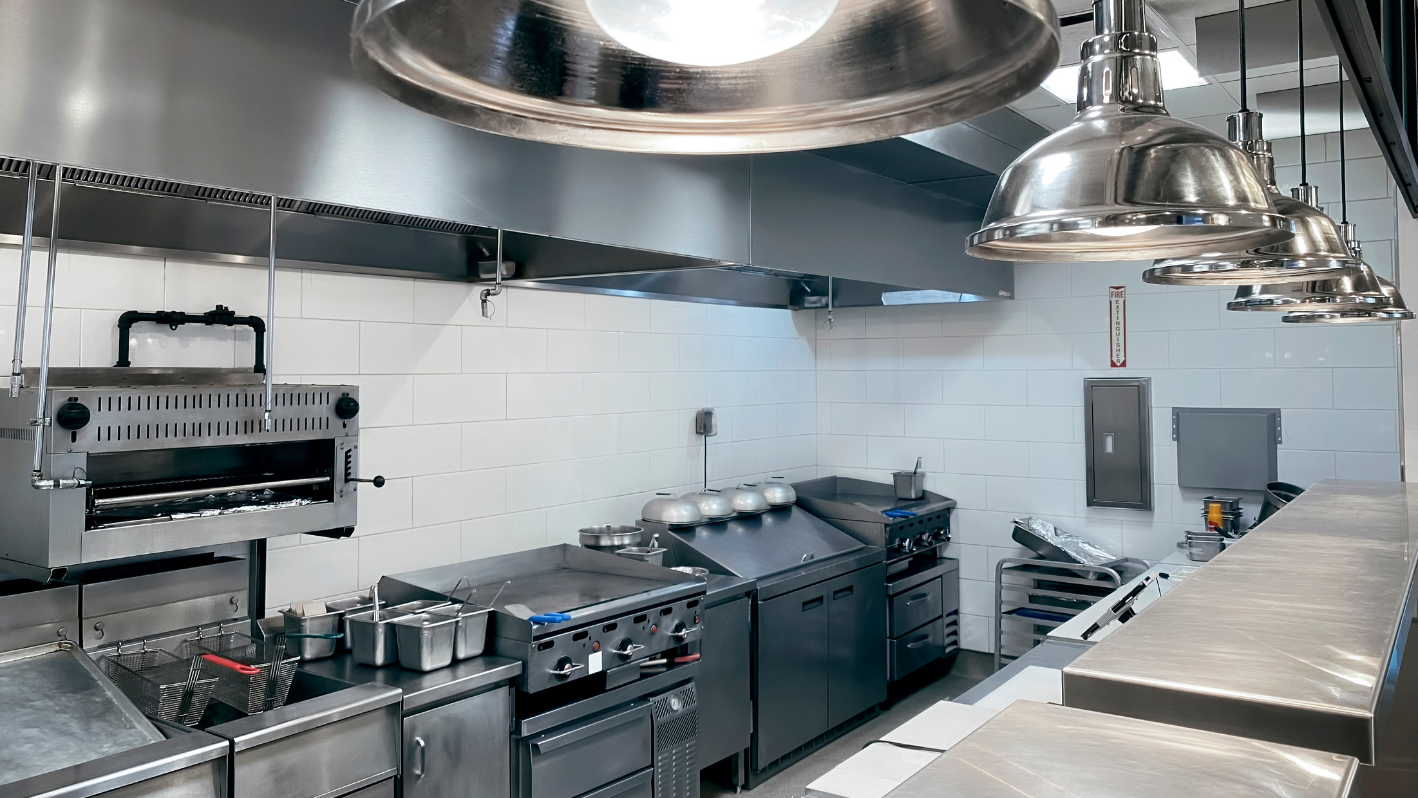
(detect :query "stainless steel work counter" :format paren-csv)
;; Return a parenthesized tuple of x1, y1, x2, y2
(1064, 479, 1418, 765)
(301, 654, 522, 713)
(888, 701, 1358, 798)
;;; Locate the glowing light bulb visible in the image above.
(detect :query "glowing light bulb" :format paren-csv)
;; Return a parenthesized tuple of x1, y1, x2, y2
(1082, 225, 1162, 237)
(586, 0, 839, 67)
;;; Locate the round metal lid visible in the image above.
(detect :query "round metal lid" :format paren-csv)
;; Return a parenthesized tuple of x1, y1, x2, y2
(350, 0, 1061, 154)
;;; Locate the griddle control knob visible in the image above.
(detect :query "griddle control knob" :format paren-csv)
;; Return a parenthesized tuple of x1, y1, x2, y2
(613, 638, 645, 660)
(670, 622, 700, 642)
(56, 401, 90, 430)
(550, 657, 584, 681)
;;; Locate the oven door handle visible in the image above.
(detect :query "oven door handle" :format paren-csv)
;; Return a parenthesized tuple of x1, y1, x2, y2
(92, 476, 332, 509)
(531, 704, 646, 754)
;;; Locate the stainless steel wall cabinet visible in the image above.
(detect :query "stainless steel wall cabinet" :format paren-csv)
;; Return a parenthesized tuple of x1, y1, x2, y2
(0, 368, 363, 571)
(1084, 378, 1153, 510)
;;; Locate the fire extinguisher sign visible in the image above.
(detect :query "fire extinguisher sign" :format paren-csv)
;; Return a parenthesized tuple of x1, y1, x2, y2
(1108, 286, 1127, 367)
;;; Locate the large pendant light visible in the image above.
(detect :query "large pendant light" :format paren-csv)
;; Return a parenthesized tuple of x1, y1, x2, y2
(966, 0, 1290, 263)
(1275, 76, 1414, 323)
(1143, 1, 1356, 285)
(350, 0, 1062, 154)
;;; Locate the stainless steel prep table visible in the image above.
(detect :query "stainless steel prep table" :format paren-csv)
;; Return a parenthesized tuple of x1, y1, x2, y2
(1063, 479, 1418, 794)
(302, 654, 522, 798)
(0, 728, 229, 798)
(886, 701, 1358, 798)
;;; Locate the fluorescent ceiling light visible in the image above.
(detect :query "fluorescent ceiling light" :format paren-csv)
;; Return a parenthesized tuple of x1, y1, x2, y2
(1041, 49, 1206, 103)
(881, 290, 993, 305)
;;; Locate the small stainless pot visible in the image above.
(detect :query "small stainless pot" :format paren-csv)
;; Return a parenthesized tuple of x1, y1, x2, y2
(681, 490, 734, 518)
(578, 525, 643, 549)
(1176, 532, 1226, 562)
(642, 493, 703, 524)
(757, 478, 797, 506)
(722, 487, 770, 512)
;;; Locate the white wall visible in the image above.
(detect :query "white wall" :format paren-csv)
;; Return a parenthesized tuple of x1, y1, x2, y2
(0, 249, 818, 613)
(813, 129, 1404, 653)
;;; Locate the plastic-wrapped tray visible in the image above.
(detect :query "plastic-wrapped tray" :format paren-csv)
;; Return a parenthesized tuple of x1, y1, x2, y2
(1012, 517, 1117, 566)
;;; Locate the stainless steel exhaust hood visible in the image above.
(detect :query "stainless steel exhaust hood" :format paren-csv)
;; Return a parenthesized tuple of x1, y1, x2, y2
(0, 0, 1023, 308)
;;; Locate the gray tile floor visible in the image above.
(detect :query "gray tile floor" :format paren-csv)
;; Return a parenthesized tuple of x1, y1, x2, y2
(701, 652, 993, 798)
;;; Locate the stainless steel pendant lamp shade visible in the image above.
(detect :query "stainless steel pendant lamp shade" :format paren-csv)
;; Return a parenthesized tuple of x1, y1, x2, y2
(350, 0, 1063, 154)
(1276, 78, 1414, 323)
(1145, 0, 1354, 285)
(966, 0, 1290, 262)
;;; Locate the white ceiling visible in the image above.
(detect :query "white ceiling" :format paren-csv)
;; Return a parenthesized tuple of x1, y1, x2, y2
(1012, 0, 1354, 137)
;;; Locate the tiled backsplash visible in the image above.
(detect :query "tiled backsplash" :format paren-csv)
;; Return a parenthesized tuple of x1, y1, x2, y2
(0, 248, 818, 612)
(0, 132, 1402, 655)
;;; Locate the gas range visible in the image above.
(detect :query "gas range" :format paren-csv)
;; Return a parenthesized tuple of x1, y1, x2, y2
(793, 476, 955, 559)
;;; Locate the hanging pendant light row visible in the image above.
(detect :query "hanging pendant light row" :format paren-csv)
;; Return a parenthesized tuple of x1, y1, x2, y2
(1210, 0, 1409, 322)
(1142, 0, 1356, 286)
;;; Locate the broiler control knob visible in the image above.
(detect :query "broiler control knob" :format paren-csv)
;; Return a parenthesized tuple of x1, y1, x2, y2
(335, 395, 361, 420)
(56, 402, 90, 431)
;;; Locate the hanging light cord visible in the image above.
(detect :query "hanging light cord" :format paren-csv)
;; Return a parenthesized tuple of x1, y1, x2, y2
(1238, 0, 1248, 111)
(1297, 2, 1308, 186)
(1339, 75, 1348, 223)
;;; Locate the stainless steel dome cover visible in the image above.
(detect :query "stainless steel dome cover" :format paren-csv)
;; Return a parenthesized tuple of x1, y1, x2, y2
(350, 0, 1062, 154)
(967, 0, 1290, 262)
(1144, 112, 1359, 285)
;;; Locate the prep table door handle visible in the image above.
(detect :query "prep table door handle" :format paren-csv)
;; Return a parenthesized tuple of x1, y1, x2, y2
(414, 737, 426, 779)
(532, 705, 645, 754)
(905, 592, 929, 605)
(802, 596, 824, 612)
(833, 586, 853, 600)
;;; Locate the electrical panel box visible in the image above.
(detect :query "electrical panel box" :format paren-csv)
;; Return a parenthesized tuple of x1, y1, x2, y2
(1173, 407, 1280, 491)
(1085, 378, 1153, 510)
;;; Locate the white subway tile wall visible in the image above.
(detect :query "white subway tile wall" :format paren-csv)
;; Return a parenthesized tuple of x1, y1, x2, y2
(815, 131, 1403, 653)
(0, 250, 817, 614)
(0, 134, 1402, 648)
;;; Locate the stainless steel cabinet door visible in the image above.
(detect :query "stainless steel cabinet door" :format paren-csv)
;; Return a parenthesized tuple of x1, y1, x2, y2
(755, 588, 829, 767)
(403, 687, 511, 798)
(698, 596, 752, 768)
(828, 564, 887, 727)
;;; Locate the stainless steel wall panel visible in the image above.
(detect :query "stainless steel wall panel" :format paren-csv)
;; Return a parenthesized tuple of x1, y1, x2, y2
(0, 0, 751, 264)
(749, 153, 1013, 300)
(1084, 378, 1153, 510)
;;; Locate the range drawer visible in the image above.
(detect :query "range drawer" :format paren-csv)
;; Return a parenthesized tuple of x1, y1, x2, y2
(524, 702, 651, 798)
(577, 767, 653, 798)
(890, 617, 948, 681)
(890, 577, 942, 638)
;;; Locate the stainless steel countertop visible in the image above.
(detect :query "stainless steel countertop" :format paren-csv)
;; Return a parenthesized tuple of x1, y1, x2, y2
(301, 654, 523, 714)
(888, 701, 1357, 798)
(1063, 479, 1418, 763)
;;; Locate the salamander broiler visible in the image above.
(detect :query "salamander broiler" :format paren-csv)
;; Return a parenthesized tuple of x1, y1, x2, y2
(0, 367, 368, 574)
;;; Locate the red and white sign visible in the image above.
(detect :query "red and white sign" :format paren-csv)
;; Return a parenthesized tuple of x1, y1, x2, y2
(1108, 286, 1127, 368)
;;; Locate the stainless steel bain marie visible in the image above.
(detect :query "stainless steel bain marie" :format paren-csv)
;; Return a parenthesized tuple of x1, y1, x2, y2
(0, 368, 368, 571)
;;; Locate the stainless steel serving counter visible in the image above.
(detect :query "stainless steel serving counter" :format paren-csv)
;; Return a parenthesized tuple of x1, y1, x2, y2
(888, 701, 1358, 798)
(302, 653, 521, 714)
(1063, 480, 1418, 782)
